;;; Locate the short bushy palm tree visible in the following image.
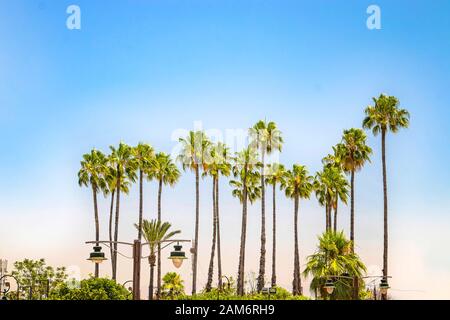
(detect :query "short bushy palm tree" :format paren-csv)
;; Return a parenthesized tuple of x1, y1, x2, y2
(137, 219, 181, 300)
(363, 94, 409, 299)
(109, 142, 137, 280)
(281, 164, 314, 296)
(249, 120, 283, 291)
(265, 163, 286, 287)
(78, 149, 108, 278)
(177, 131, 211, 295)
(148, 152, 180, 298)
(303, 231, 366, 300)
(230, 147, 261, 295)
(161, 272, 185, 299)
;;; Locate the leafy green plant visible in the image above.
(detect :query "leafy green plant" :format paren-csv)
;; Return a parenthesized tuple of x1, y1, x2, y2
(160, 272, 185, 300)
(9, 258, 68, 300)
(49, 277, 130, 300)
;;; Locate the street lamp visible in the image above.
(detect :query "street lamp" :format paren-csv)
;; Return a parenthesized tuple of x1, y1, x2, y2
(86, 239, 190, 300)
(324, 279, 335, 295)
(168, 243, 187, 269)
(87, 246, 107, 264)
(379, 278, 390, 296)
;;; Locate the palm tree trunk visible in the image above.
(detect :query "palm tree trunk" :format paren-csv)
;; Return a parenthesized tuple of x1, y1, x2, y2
(192, 166, 200, 295)
(333, 200, 338, 233)
(271, 183, 277, 287)
(381, 129, 388, 300)
(109, 190, 115, 277)
(325, 203, 329, 232)
(113, 169, 121, 281)
(149, 259, 155, 300)
(138, 169, 144, 240)
(350, 170, 355, 252)
(92, 186, 100, 278)
(293, 195, 302, 295)
(216, 175, 223, 289)
(157, 179, 163, 299)
(237, 171, 248, 296)
(206, 177, 217, 292)
(257, 153, 266, 292)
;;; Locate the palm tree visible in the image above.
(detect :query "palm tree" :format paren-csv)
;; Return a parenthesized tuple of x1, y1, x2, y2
(230, 147, 261, 295)
(281, 164, 313, 295)
(78, 149, 108, 278)
(314, 165, 349, 232)
(204, 142, 231, 292)
(149, 152, 180, 298)
(104, 164, 130, 278)
(303, 231, 367, 300)
(249, 120, 283, 291)
(132, 143, 154, 241)
(136, 219, 181, 300)
(109, 142, 137, 280)
(177, 131, 211, 295)
(214, 143, 231, 290)
(337, 129, 372, 250)
(265, 163, 286, 287)
(322, 147, 348, 232)
(363, 94, 410, 299)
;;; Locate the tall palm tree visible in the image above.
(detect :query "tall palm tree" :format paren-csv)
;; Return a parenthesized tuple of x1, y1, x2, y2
(132, 143, 154, 241)
(303, 231, 366, 300)
(322, 146, 348, 232)
(136, 219, 181, 300)
(281, 164, 313, 295)
(214, 143, 231, 290)
(148, 152, 180, 298)
(104, 164, 130, 278)
(249, 120, 283, 291)
(78, 149, 107, 278)
(363, 94, 410, 299)
(204, 142, 231, 292)
(109, 142, 137, 280)
(230, 147, 261, 295)
(177, 131, 211, 295)
(315, 165, 349, 232)
(265, 163, 286, 287)
(337, 129, 372, 250)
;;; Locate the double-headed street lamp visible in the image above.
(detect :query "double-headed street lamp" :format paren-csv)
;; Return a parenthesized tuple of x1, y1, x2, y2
(86, 239, 190, 300)
(322, 275, 391, 299)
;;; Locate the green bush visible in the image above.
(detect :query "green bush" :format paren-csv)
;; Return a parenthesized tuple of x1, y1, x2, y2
(49, 277, 131, 300)
(178, 286, 308, 300)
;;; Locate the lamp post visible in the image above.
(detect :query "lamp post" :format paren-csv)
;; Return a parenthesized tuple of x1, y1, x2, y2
(86, 239, 190, 300)
(261, 287, 277, 300)
(217, 276, 231, 300)
(321, 275, 391, 300)
(0, 275, 20, 300)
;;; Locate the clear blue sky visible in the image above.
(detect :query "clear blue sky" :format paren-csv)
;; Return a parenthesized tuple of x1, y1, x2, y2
(1, 0, 449, 299)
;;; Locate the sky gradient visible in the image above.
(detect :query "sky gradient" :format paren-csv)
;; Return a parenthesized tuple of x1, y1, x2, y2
(1, 0, 450, 299)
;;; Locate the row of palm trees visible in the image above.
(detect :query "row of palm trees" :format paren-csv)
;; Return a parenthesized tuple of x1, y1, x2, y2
(78, 93, 409, 298)
(78, 144, 180, 298)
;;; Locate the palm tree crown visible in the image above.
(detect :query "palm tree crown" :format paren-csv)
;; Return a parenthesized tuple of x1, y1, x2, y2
(362, 94, 410, 135)
(338, 129, 372, 174)
(78, 149, 108, 192)
(150, 152, 181, 186)
(282, 164, 314, 200)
